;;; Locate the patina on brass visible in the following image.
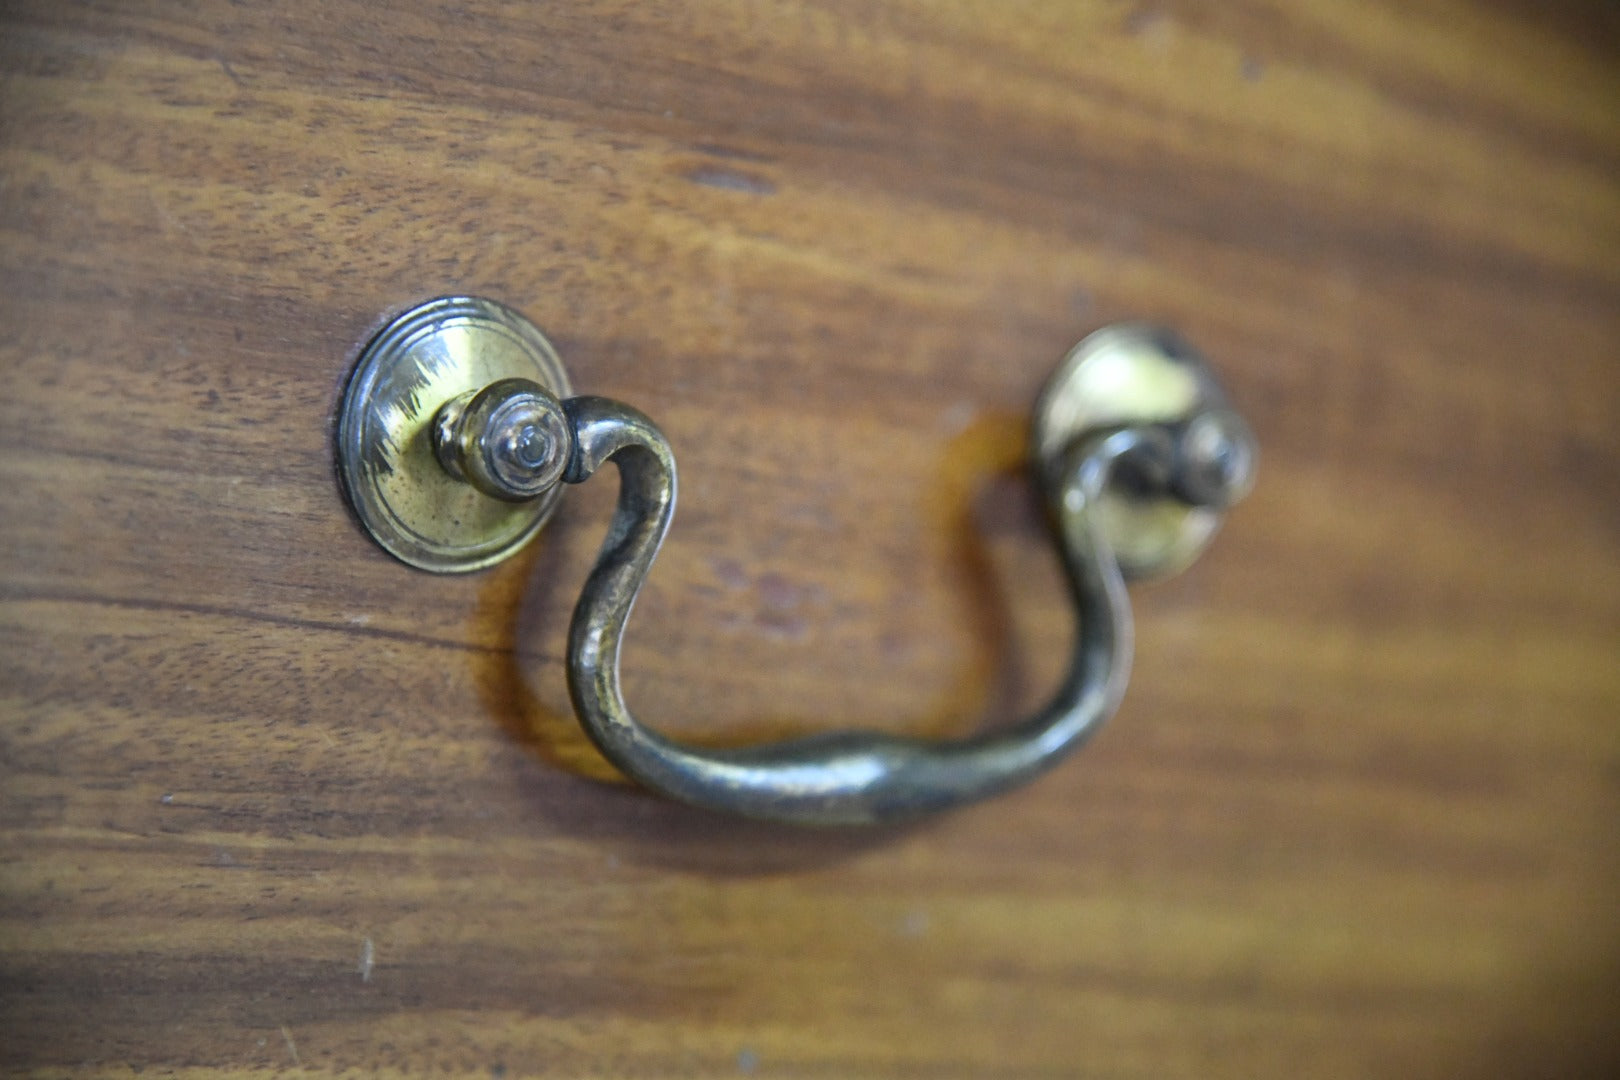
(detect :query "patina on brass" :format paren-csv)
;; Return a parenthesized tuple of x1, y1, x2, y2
(336, 296, 572, 572)
(1031, 324, 1256, 581)
(340, 302, 1258, 824)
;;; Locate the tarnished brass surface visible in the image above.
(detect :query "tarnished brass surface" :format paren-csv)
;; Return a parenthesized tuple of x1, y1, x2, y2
(1032, 324, 1255, 580)
(336, 296, 572, 572)
(341, 301, 1255, 823)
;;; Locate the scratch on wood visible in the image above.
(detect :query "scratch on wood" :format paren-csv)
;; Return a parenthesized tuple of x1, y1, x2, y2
(684, 166, 776, 196)
(359, 937, 374, 982)
(691, 142, 774, 163)
(280, 1024, 301, 1067)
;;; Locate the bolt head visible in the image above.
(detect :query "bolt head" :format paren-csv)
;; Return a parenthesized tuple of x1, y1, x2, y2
(432, 378, 573, 502)
(1174, 410, 1258, 509)
(481, 391, 572, 499)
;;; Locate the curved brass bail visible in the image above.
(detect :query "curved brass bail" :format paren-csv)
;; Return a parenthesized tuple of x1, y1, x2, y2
(559, 395, 1141, 824)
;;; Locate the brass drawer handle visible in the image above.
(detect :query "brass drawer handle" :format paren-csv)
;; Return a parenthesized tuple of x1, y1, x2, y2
(338, 297, 1256, 824)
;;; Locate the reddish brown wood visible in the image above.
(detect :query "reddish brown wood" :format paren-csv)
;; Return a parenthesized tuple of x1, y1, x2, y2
(1, 1, 1617, 1075)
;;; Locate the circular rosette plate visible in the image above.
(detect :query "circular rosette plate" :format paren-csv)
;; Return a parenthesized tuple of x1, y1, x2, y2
(336, 296, 572, 573)
(1031, 324, 1239, 580)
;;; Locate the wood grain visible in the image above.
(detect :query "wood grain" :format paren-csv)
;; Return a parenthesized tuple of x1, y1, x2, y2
(2, 1, 1617, 1075)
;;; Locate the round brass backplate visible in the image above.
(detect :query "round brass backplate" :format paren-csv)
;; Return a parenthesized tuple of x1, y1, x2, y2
(1031, 324, 1238, 580)
(337, 296, 572, 573)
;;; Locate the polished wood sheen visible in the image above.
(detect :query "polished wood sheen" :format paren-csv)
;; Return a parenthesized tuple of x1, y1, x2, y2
(2, 1, 1617, 1076)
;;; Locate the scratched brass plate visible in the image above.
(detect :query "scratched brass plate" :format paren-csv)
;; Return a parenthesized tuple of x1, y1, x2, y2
(1031, 324, 1237, 580)
(336, 296, 572, 573)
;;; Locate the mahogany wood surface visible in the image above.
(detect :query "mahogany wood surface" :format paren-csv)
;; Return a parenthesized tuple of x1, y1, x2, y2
(2, 1, 1617, 1076)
